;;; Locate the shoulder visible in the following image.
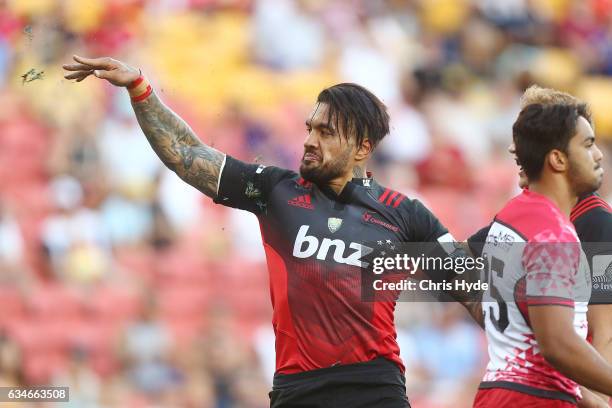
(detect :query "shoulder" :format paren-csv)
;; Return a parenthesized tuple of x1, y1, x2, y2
(222, 156, 296, 178)
(250, 162, 298, 185)
(371, 183, 408, 209)
(373, 182, 448, 241)
(497, 190, 576, 242)
(570, 194, 612, 243)
(571, 193, 611, 223)
(574, 203, 612, 242)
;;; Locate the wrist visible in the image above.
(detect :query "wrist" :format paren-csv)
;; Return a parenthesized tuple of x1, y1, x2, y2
(127, 71, 152, 102)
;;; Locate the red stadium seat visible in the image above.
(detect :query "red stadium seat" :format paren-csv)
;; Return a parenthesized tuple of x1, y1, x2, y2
(27, 285, 85, 321)
(115, 246, 156, 282)
(165, 316, 205, 347)
(84, 285, 141, 323)
(22, 350, 67, 384)
(0, 287, 25, 328)
(157, 284, 209, 319)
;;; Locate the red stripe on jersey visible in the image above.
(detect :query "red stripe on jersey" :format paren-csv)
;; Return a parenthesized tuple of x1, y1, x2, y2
(298, 196, 305, 202)
(378, 188, 390, 203)
(385, 191, 399, 206)
(526, 296, 574, 307)
(297, 178, 305, 186)
(392, 194, 405, 208)
(305, 195, 311, 204)
(597, 197, 611, 210)
(571, 196, 599, 216)
(570, 201, 610, 222)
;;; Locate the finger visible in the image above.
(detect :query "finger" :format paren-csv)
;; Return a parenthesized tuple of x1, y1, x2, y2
(62, 63, 94, 71)
(73, 55, 114, 69)
(64, 71, 93, 80)
(92, 70, 115, 80)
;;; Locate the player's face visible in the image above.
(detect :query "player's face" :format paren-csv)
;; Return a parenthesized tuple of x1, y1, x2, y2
(508, 142, 529, 188)
(567, 116, 604, 196)
(301, 103, 355, 185)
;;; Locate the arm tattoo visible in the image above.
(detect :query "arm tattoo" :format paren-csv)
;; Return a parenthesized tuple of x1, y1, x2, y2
(131, 92, 224, 198)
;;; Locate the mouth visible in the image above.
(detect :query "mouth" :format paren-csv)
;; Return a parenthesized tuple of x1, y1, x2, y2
(303, 152, 321, 163)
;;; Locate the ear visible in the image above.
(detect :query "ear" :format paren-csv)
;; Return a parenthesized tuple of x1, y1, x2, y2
(547, 149, 568, 173)
(355, 138, 373, 161)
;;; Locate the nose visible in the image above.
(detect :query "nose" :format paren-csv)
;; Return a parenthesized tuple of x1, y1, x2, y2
(508, 142, 516, 155)
(304, 129, 319, 151)
(593, 143, 604, 164)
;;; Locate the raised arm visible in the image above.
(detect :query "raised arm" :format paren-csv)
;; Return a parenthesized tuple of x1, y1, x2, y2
(63, 55, 225, 198)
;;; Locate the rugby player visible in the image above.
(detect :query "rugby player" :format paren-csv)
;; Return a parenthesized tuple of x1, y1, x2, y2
(469, 86, 612, 407)
(465, 92, 612, 407)
(63, 55, 462, 408)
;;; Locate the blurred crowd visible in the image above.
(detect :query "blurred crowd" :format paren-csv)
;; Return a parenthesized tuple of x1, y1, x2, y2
(0, 0, 611, 407)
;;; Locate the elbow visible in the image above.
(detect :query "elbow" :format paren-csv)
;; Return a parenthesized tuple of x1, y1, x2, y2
(538, 336, 576, 372)
(538, 334, 567, 365)
(591, 330, 612, 349)
(539, 344, 563, 366)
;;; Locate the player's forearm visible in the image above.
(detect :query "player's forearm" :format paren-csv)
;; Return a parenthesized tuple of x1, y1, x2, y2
(578, 387, 609, 408)
(540, 332, 612, 395)
(585, 305, 612, 401)
(131, 91, 224, 197)
(461, 301, 484, 328)
(589, 331, 612, 401)
(589, 306, 612, 365)
(591, 332, 612, 363)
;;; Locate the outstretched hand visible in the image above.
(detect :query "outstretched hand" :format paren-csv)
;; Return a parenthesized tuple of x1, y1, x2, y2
(63, 55, 140, 87)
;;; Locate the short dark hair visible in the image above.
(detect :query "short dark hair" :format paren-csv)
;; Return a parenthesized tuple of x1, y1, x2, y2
(513, 102, 591, 181)
(316, 83, 390, 149)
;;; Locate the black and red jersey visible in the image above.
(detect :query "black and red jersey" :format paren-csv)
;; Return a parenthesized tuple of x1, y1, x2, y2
(571, 193, 612, 304)
(214, 156, 449, 375)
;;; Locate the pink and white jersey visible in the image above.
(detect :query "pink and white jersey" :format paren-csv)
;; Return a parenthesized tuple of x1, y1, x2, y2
(479, 189, 591, 403)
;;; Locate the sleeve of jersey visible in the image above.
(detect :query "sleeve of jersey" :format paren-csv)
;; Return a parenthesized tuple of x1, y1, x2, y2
(523, 230, 581, 308)
(467, 224, 491, 257)
(213, 155, 293, 214)
(579, 209, 612, 305)
(406, 199, 463, 283)
(408, 199, 449, 242)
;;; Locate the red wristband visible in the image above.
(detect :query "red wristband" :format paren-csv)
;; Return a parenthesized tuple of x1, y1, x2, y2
(128, 76, 144, 90)
(128, 73, 152, 102)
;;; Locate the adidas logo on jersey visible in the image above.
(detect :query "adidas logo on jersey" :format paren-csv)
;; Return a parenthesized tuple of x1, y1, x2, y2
(288, 194, 314, 209)
(292, 225, 373, 268)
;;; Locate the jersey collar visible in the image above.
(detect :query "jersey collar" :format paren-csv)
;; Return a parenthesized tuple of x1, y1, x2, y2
(318, 174, 375, 203)
(351, 171, 375, 189)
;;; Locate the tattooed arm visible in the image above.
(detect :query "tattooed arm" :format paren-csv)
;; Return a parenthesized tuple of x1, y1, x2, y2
(131, 93, 224, 197)
(63, 55, 224, 198)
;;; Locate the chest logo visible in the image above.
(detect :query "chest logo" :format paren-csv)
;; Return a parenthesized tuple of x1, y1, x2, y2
(362, 212, 399, 233)
(288, 194, 314, 210)
(328, 217, 343, 233)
